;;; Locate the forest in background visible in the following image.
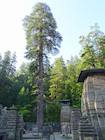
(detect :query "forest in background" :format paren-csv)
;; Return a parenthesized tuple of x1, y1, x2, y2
(0, 3, 105, 123)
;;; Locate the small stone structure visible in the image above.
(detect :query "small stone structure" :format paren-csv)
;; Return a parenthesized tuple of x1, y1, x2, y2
(71, 109, 81, 140)
(0, 105, 24, 140)
(60, 100, 71, 136)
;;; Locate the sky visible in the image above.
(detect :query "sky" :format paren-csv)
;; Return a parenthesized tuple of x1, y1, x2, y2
(0, 0, 105, 68)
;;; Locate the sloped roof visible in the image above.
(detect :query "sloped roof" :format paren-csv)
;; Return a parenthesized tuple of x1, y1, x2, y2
(78, 69, 105, 82)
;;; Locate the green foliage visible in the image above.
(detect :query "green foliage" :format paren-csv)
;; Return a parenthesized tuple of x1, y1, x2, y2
(49, 57, 66, 100)
(0, 51, 16, 77)
(19, 104, 35, 122)
(0, 51, 17, 107)
(16, 63, 37, 121)
(49, 56, 82, 108)
(80, 45, 97, 69)
(79, 23, 105, 69)
(44, 102, 60, 122)
(65, 57, 82, 107)
(97, 36, 105, 67)
(23, 2, 62, 60)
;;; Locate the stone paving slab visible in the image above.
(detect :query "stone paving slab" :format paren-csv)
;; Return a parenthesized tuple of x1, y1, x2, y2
(52, 133, 72, 140)
(23, 132, 42, 140)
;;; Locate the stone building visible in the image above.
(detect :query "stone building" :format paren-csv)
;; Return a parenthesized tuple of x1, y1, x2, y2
(0, 105, 24, 140)
(60, 69, 105, 140)
(78, 69, 105, 140)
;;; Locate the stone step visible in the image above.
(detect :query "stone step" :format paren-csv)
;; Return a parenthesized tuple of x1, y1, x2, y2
(23, 137, 41, 140)
(23, 133, 42, 140)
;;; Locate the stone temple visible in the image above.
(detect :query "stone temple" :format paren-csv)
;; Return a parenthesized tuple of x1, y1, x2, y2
(60, 68, 105, 140)
(78, 68, 105, 140)
(0, 105, 24, 140)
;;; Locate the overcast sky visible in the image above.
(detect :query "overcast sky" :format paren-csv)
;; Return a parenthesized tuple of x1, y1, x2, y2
(0, 0, 105, 68)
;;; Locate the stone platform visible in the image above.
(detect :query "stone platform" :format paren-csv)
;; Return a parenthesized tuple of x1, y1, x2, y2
(23, 132, 72, 140)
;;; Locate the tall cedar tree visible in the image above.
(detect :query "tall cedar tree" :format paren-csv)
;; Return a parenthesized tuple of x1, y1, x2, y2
(23, 3, 62, 130)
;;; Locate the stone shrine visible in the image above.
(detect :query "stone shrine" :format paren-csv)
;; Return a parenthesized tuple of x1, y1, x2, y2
(78, 68, 105, 140)
(60, 100, 71, 136)
(60, 69, 105, 140)
(0, 105, 24, 140)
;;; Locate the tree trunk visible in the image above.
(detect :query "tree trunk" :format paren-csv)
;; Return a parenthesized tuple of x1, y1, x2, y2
(36, 43, 44, 131)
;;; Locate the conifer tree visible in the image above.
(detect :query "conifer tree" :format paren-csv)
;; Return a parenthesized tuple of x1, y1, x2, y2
(23, 3, 62, 130)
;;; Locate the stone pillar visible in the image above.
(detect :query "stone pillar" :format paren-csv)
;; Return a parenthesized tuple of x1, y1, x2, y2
(7, 106, 17, 140)
(78, 69, 105, 139)
(71, 109, 81, 140)
(17, 114, 24, 140)
(7, 106, 24, 140)
(60, 100, 71, 136)
(0, 107, 8, 140)
(0, 105, 24, 140)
